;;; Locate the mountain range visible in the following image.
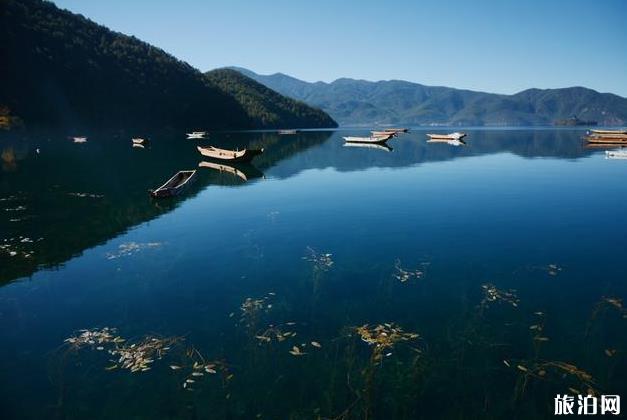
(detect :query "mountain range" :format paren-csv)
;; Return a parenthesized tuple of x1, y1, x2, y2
(232, 67, 627, 127)
(0, 0, 336, 131)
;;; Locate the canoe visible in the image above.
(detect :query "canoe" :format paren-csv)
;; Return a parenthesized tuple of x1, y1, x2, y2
(150, 170, 196, 198)
(427, 132, 467, 140)
(196, 145, 263, 163)
(343, 136, 390, 144)
(187, 131, 207, 139)
(343, 142, 392, 152)
(591, 129, 627, 135)
(278, 129, 298, 135)
(585, 136, 627, 144)
(383, 128, 409, 133)
(371, 131, 395, 139)
(132, 138, 148, 145)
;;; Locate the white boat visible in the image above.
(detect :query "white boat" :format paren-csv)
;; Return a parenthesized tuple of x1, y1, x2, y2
(343, 136, 390, 144)
(72, 136, 87, 143)
(427, 132, 467, 140)
(605, 150, 627, 159)
(591, 129, 627, 135)
(132, 138, 148, 145)
(278, 129, 298, 135)
(343, 142, 392, 152)
(186, 131, 207, 139)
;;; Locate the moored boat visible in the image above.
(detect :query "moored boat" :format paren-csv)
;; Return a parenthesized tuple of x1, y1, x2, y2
(590, 129, 627, 135)
(343, 136, 390, 144)
(383, 128, 409, 133)
(72, 136, 87, 143)
(132, 138, 148, 146)
(585, 136, 627, 144)
(186, 131, 207, 139)
(427, 132, 467, 140)
(150, 170, 197, 198)
(196, 145, 263, 163)
(371, 131, 396, 139)
(278, 129, 299, 135)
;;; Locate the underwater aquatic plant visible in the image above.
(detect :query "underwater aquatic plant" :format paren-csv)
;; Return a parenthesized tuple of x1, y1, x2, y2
(303, 246, 334, 272)
(355, 323, 420, 363)
(392, 259, 424, 283)
(480, 283, 520, 309)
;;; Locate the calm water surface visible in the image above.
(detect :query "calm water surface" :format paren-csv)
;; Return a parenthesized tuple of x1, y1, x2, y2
(1, 129, 626, 419)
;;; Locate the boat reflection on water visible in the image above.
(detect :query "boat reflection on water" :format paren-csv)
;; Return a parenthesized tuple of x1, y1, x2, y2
(427, 138, 467, 146)
(198, 161, 264, 182)
(343, 142, 393, 152)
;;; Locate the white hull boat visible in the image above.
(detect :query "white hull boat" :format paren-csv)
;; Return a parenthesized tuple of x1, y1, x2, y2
(427, 132, 467, 140)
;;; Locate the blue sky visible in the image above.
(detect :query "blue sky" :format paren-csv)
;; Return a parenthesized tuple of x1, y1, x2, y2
(54, 0, 627, 96)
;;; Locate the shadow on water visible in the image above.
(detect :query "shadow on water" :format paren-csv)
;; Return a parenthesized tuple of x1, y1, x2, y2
(0, 129, 333, 284)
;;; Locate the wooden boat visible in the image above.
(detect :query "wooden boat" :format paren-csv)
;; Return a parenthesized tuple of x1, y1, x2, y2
(343, 136, 390, 144)
(427, 132, 467, 140)
(196, 145, 263, 163)
(278, 129, 298, 135)
(132, 138, 148, 146)
(371, 131, 396, 139)
(72, 136, 87, 143)
(186, 131, 207, 139)
(150, 170, 196, 198)
(383, 128, 409, 133)
(590, 129, 627, 135)
(585, 136, 627, 144)
(343, 142, 392, 152)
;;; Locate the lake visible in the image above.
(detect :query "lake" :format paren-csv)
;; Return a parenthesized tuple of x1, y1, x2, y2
(1, 128, 626, 419)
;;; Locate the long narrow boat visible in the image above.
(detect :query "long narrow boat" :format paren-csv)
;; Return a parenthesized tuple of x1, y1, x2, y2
(383, 128, 409, 133)
(197, 145, 263, 163)
(132, 138, 148, 146)
(72, 136, 87, 143)
(343, 136, 390, 144)
(590, 129, 627, 135)
(187, 131, 207, 139)
(150, 170, 197, 198)
(585, 136, 627, 144)
(427, 132, 467, 140)
(371, 131, 396, 139)
(278, 129, 299, 135)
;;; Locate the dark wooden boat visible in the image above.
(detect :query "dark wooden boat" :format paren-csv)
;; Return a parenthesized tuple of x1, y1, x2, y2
(150, 170, 196, 198)
(196, 146, 263, 163)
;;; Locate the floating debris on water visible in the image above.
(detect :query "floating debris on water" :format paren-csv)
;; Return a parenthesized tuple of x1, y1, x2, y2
(547, 263, 563, 276)
(480, 283, 520, 308)
(393, 259, 424, 283)
(238, 293, 274, 330)
(530, 311, 549, 343)
(105, 242, 164, 260)
(355, 323, 420, 363)
(509, 360, 597, 396)
(64, 328, 178, 373)
(67, 192, 104, 199)
(4, 205, 26, 212)
(604, 349, 617, 357)
(303, 246, 334, 271)
(311, 341, 322, 348)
